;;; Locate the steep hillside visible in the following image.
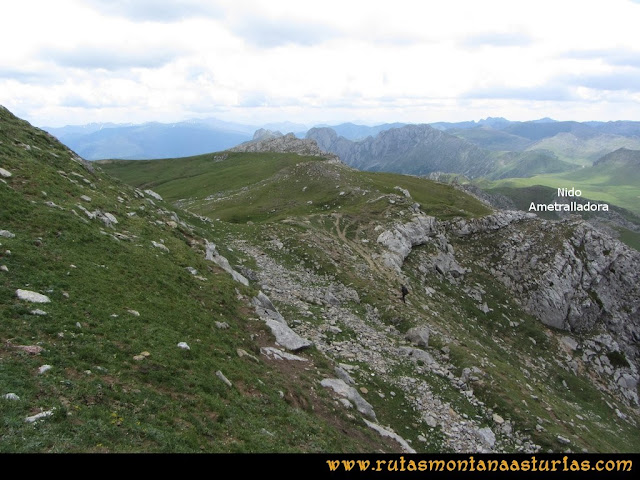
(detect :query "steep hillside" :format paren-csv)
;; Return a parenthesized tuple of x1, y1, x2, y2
(104, 139, 640, 453)
(307, 124, 495, 178)
(0, 106, 407, 453)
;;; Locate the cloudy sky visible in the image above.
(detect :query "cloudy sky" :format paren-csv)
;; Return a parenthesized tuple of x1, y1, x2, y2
(1, 0, 640, 128)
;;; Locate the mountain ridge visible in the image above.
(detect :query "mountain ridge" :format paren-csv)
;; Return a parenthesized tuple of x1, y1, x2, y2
(4, 105, 640, 453)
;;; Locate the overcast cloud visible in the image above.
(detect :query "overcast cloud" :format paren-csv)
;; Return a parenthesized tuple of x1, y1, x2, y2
(1, 0, 639, 127)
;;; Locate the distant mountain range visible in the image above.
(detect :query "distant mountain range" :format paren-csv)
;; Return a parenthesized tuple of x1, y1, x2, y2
(306, 124, 496, 177)
(43, 117, 640, 166)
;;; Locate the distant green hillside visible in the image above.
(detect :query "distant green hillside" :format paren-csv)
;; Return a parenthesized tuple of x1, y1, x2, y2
(489, 150, 578, 180)
(525, 133, 640, 166)
(477, 148, 640, 216)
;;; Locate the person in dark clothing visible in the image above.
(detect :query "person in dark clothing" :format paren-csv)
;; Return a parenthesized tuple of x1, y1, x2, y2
(401, 284, 409, 303)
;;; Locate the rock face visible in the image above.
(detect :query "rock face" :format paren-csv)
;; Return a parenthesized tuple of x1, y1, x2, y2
(363, 419, 416, 454)
(231, 130, 340, 162)
(306, 124, 495, 177)
(377, 212, 640, 362)
(479, 220, 640, 348)
(264, 318, 313, 351)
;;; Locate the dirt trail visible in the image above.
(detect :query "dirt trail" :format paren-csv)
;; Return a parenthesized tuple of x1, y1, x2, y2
(333, 213, 397, 285)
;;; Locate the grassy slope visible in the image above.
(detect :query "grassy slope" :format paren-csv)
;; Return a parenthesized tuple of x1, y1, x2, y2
(101, 154, 492, 223)
(0, 107, 394, 453)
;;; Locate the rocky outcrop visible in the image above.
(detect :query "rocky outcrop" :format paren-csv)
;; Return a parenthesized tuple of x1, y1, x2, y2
(320, 378, 377, 420)
(377, 212, 640, 366)
(252, 291, 313, 351)
(482, 221, 640, 349)
(376, 215, 439, 270)
(376, 211, 532, 271)
(16, 289, 51, 303)
(204, 241, 249, 286)
(231, 130, 340, 162)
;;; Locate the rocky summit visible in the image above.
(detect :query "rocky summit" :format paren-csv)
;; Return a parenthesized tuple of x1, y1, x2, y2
(231, 129, 340, 161)
(2, 104, 639, 454)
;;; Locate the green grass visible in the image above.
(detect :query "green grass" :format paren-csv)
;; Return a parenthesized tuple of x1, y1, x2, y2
(102, 152, 492, 224)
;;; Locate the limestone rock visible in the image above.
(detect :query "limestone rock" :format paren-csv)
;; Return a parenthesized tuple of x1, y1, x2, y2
(216, 370, 232, 388)
(144, 189, 164, 201)
(177, 342, 190, 350)
(252, 291, 286, 323)
(204, 241, 248, 286)
(477, 426, 496, 448)
(16, 289, 51, 303)
(405, 326, 430, 348)
(237, 348, 260, 363)
(0, 167, 12, 178)
(261, 347, 308, 361)
(335, 365, 356, 385)
(25, 409, 55, 423)
(151, 241, 169, 253)
(0, 230, 15, 238)
(97, 211, 118, 228)
(320, 378, 377, 420)
(3, 393, 20, 401)
(363, 419, 416, 453)
(265, 318, 312, 351)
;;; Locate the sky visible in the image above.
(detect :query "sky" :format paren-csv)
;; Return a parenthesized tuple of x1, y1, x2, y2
(1, 0, 640, 128)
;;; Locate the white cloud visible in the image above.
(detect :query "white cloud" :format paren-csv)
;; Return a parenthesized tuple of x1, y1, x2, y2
(1, 0, 639, 126)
